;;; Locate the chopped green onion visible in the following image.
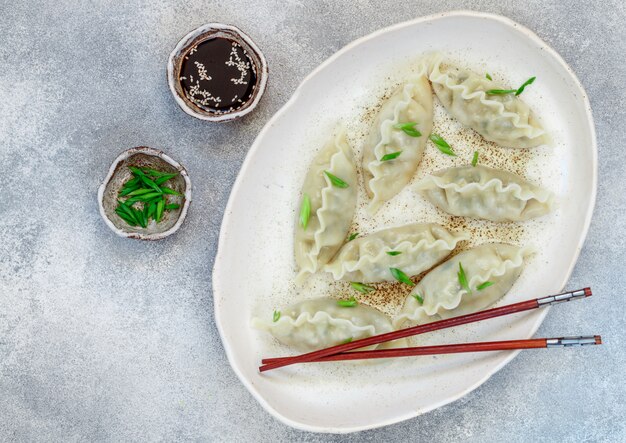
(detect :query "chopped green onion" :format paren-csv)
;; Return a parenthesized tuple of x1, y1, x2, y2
(393, 122, 422, 138)
(324, 171, 349, 188)
(117, 166, 183, 227)
(161, 187, 182, 196)
(122, 176, 141, 188)
(155, 173, 179, 185)
(156, 198, 165, 223)
(134, 207, 147, 228)
(118, 186, 140, 197)
(348, 232, 359, 241)
(477, 281, 494, 291)
(115, 207, 137, 226)
(116, 200, 139, 224)
(515, 76, 536, 95)
(429, 134, 456, 156)
(412, 293, 424, 305)
(380, 151, 403, 162)
(340, 337, 353, 344)
(471, 151, 479, 167)
(272, 310, 281, 322)
(147, 201, 157, 219)
(350, 282, 375, 294)
(458, 262, 472, 295)
(299, 193, 311, 230)
(486, 89, 517, 95)
(485, 73, 493, 81)
(390, 267, 415, 286)
(337, 296, 358, 308)
(143, 168, 176, 177)
(386, 251, 402, 256)
(126, 188, 156, 197)
(130, 166, 162, 193)
(125, 192, 163, 203)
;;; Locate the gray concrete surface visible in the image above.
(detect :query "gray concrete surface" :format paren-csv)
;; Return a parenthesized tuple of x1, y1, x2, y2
(1, 0, 624, 441)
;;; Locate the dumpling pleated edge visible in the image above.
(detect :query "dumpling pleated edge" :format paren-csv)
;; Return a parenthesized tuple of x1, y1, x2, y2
(324, 224, 470, 281)
(364, 66, 434, 214)
(414, 166, 556, 221)
(295, 127, 358, 284)
(427, 53, 550, 148)
(393, 244, 534, 328)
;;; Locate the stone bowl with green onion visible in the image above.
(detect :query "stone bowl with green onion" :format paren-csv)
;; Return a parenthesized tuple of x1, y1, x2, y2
(98, 146, 191, 240)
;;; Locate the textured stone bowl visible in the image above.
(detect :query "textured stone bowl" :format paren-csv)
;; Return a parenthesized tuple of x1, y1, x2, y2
(98, 147, 192, 240)
(167, 23, 268, 122)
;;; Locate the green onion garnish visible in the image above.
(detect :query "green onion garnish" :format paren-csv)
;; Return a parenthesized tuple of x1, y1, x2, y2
(412, 293, 424, 305)
(341, 337, 353, 344)
(348, 232, 359, 241)
(486, 76, 537, 96)
(429, 134, 456, 156)
(485, 73, 493, 81)
(476, 281, 494, 291)
(324, 171, 349, 188)
(161, 187, 183, 196)
(350, 282, 375, 294)
(125, 188, 156, 197)
(386, 251, 402, 256)
(155, 173, 179, 185)
(486, 89, 517, 95)
(299, 193, 311, 230)
(515, 76, 536, 95)
(380, 151, 403, 162)
(272, 310, 281, 322)
(155, 198, 165, 223)
(471, 151, 479, 167)
(390, 267, 415, 286)
(393, 122, 422, 138)
(115, 166, 185, 228)
(337, 296, 358, 308)
(458, 262, 472, 295)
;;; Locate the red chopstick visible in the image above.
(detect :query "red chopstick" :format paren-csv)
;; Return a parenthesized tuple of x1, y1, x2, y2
(272, 336, 602, 364)
(259, 288, 591, 372)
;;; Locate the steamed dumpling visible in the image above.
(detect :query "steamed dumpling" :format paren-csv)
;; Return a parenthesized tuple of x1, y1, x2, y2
(362, 70, 433, 213)
(395, 243, 531, 328)
(325, 223, 468, 283)
(294, 128, 357, 283)
(415, 165, 555, 222)
(253, 297, 404, 352)
(428, 55, 548, 148)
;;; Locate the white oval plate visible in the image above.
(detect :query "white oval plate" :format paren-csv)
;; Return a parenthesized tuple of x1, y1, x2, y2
(213, 11, 596, 433)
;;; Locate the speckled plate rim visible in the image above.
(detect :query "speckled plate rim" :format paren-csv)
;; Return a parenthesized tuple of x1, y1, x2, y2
(97, 146, 192, 240)
(213, 10, 597, 433)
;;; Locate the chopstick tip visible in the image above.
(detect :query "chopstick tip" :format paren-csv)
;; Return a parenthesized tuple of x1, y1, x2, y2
(594, 335, 602, 345)
(584, 287, 592, 297)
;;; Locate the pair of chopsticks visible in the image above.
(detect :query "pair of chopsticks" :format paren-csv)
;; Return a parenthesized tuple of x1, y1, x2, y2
(259, 288, 600, 372)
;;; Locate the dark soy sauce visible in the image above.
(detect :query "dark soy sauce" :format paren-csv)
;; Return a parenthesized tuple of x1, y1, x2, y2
(179, 37, 257, 115)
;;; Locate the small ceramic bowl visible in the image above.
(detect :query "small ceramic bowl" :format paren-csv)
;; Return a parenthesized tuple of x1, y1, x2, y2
(98, 147, 192, 240)
(167, 23, 268, 122)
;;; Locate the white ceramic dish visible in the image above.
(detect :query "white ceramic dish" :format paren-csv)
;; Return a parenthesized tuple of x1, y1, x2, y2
(212, 11, 596, 433)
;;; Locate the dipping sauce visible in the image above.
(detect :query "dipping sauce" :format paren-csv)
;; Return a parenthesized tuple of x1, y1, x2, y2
(178, 37, 257, 115)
